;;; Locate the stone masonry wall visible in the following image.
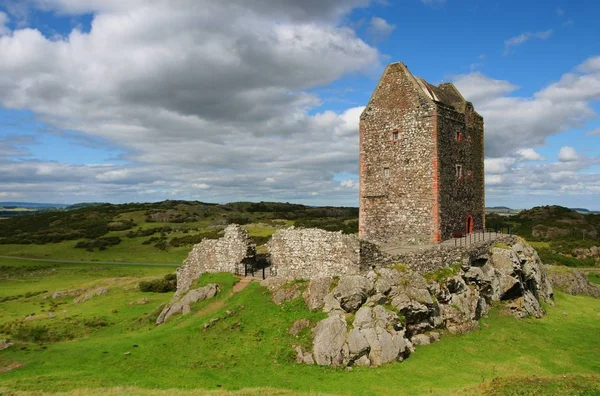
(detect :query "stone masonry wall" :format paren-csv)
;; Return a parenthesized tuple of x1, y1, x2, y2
(362, 235, 519, 276)
(437, 103, 485, 240)
(266, 227, 360, 279)
(176, 224, 255, 295)
(359, 62, 437, 246)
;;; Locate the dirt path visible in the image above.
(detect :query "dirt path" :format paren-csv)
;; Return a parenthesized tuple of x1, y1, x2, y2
(192, 277, 253, 319)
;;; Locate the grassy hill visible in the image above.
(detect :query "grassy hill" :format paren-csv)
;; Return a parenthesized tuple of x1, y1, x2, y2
(3, 201, 599, 269)
(0, 201, 358, 263)
(487, 206, 600, 268)
(0, 258, 598, 395)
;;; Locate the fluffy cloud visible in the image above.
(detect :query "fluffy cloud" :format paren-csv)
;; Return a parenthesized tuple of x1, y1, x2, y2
(504, 29, 552, 54)
(0, 1, 380, 204)
(340, 179, 357, 188)
(558, 146, 578, 162)
(516, 148, 545, 161)
(454, 56, 600, 158)
(367, 17, 395, 42)
(578, 56, 600, 73)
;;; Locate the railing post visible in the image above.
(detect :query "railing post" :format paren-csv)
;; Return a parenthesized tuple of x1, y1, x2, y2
(262, 267, 265, 280)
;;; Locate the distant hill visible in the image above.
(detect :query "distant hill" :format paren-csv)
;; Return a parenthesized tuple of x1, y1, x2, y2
(0, 200, 358, 248)
(0, 202, 69, 209)
(485, 206, 520, 214)
(487, 205, 600, 267)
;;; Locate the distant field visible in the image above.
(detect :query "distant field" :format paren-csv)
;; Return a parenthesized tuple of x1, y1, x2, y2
(0, 201, 357, 264)
(0, 258, 599, 395)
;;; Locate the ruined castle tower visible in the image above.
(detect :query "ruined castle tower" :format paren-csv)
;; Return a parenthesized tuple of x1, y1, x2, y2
(359, 62, 485, 246)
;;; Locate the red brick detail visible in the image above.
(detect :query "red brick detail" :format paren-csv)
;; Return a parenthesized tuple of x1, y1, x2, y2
(431, 108, 441, 243)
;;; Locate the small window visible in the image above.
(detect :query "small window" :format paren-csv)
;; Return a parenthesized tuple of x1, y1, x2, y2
(455, 164, 463, 179)
(392, 131, 399, 141)
(468, 170, 474, 180)
(384, 167, 390, 178)
(456, 131, 463, 142)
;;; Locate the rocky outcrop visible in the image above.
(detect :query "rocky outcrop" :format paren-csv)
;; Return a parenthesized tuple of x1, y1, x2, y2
(73, 287, 108, 304)
(267, 227, 360, 279)
(545, 266, 600, 297)
(266, 237, 553, 367)
(572, 246, 600, 261)
(176, 225, 255, 295)
(156, 284, 219, 324)
(302, 277, 331, 311)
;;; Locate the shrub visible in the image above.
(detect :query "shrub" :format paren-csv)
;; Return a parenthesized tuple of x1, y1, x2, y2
(139, 274, 177, 293)
(74, 236, 122, 251)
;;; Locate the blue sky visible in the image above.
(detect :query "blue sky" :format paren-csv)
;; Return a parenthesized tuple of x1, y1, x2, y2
(0, 0, 599, 209)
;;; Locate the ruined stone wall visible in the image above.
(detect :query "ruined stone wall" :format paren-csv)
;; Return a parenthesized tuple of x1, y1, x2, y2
(266, 227, 360, 279)
(176, 224, 255, 295)
(436, 104, 485, 240)
(359, 62, 437, 246)
(362, 235, 519, 276)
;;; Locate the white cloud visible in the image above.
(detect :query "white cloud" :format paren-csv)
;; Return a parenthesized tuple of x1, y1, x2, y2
(485, 174, 504, 186)
(504, 29, 552, 54)
(367, 17, 395, 41)
(485, 153, 600, 208)
(454, 56, 600, 157)
(577, 56, 600, 73)
(340, 179, 357, 188)
(558, 146, 578, 162)
(516, 148, 545, 161)
(0, 11, 10, 35)
(485, 157, 516, 174)
(451, 72, 517, 104)
(0, 1, 381, 205)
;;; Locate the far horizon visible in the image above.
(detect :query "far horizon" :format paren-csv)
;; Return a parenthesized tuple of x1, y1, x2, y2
(2, 199, 599, 212)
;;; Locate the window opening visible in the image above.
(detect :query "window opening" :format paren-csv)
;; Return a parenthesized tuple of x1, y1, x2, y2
(455, 164, 463, 179)
(392, 131, 399, 141)
(456, 131, 463, 142)
(384, 167, 390, 178)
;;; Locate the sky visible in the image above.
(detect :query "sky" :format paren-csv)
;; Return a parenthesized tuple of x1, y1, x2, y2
(0, 0, 599, 210)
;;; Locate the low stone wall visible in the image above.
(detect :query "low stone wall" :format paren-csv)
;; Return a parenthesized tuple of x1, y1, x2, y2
(361, 235, 519, 275)
(266, 227, 360, 279)
(176, 225, 255, 295)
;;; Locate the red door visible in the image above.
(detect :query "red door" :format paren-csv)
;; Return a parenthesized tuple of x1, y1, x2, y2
(466, 215, 474, 234)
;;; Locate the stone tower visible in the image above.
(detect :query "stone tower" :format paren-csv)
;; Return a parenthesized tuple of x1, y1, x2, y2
(359, 62, 485, 246)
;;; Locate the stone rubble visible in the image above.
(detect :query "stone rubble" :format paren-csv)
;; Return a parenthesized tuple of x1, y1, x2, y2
(156, 283, 219, 325)
(73, 287, 108, 304)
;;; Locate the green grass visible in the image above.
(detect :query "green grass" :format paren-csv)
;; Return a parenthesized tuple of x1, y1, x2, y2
(588, 270, 600, 285)
(1, 259, 599, 395)
(0, 238, 189, 263)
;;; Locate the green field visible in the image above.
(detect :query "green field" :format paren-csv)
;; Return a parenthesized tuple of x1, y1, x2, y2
(0, 258, 599, 395)
(0, 201, 356, 264)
